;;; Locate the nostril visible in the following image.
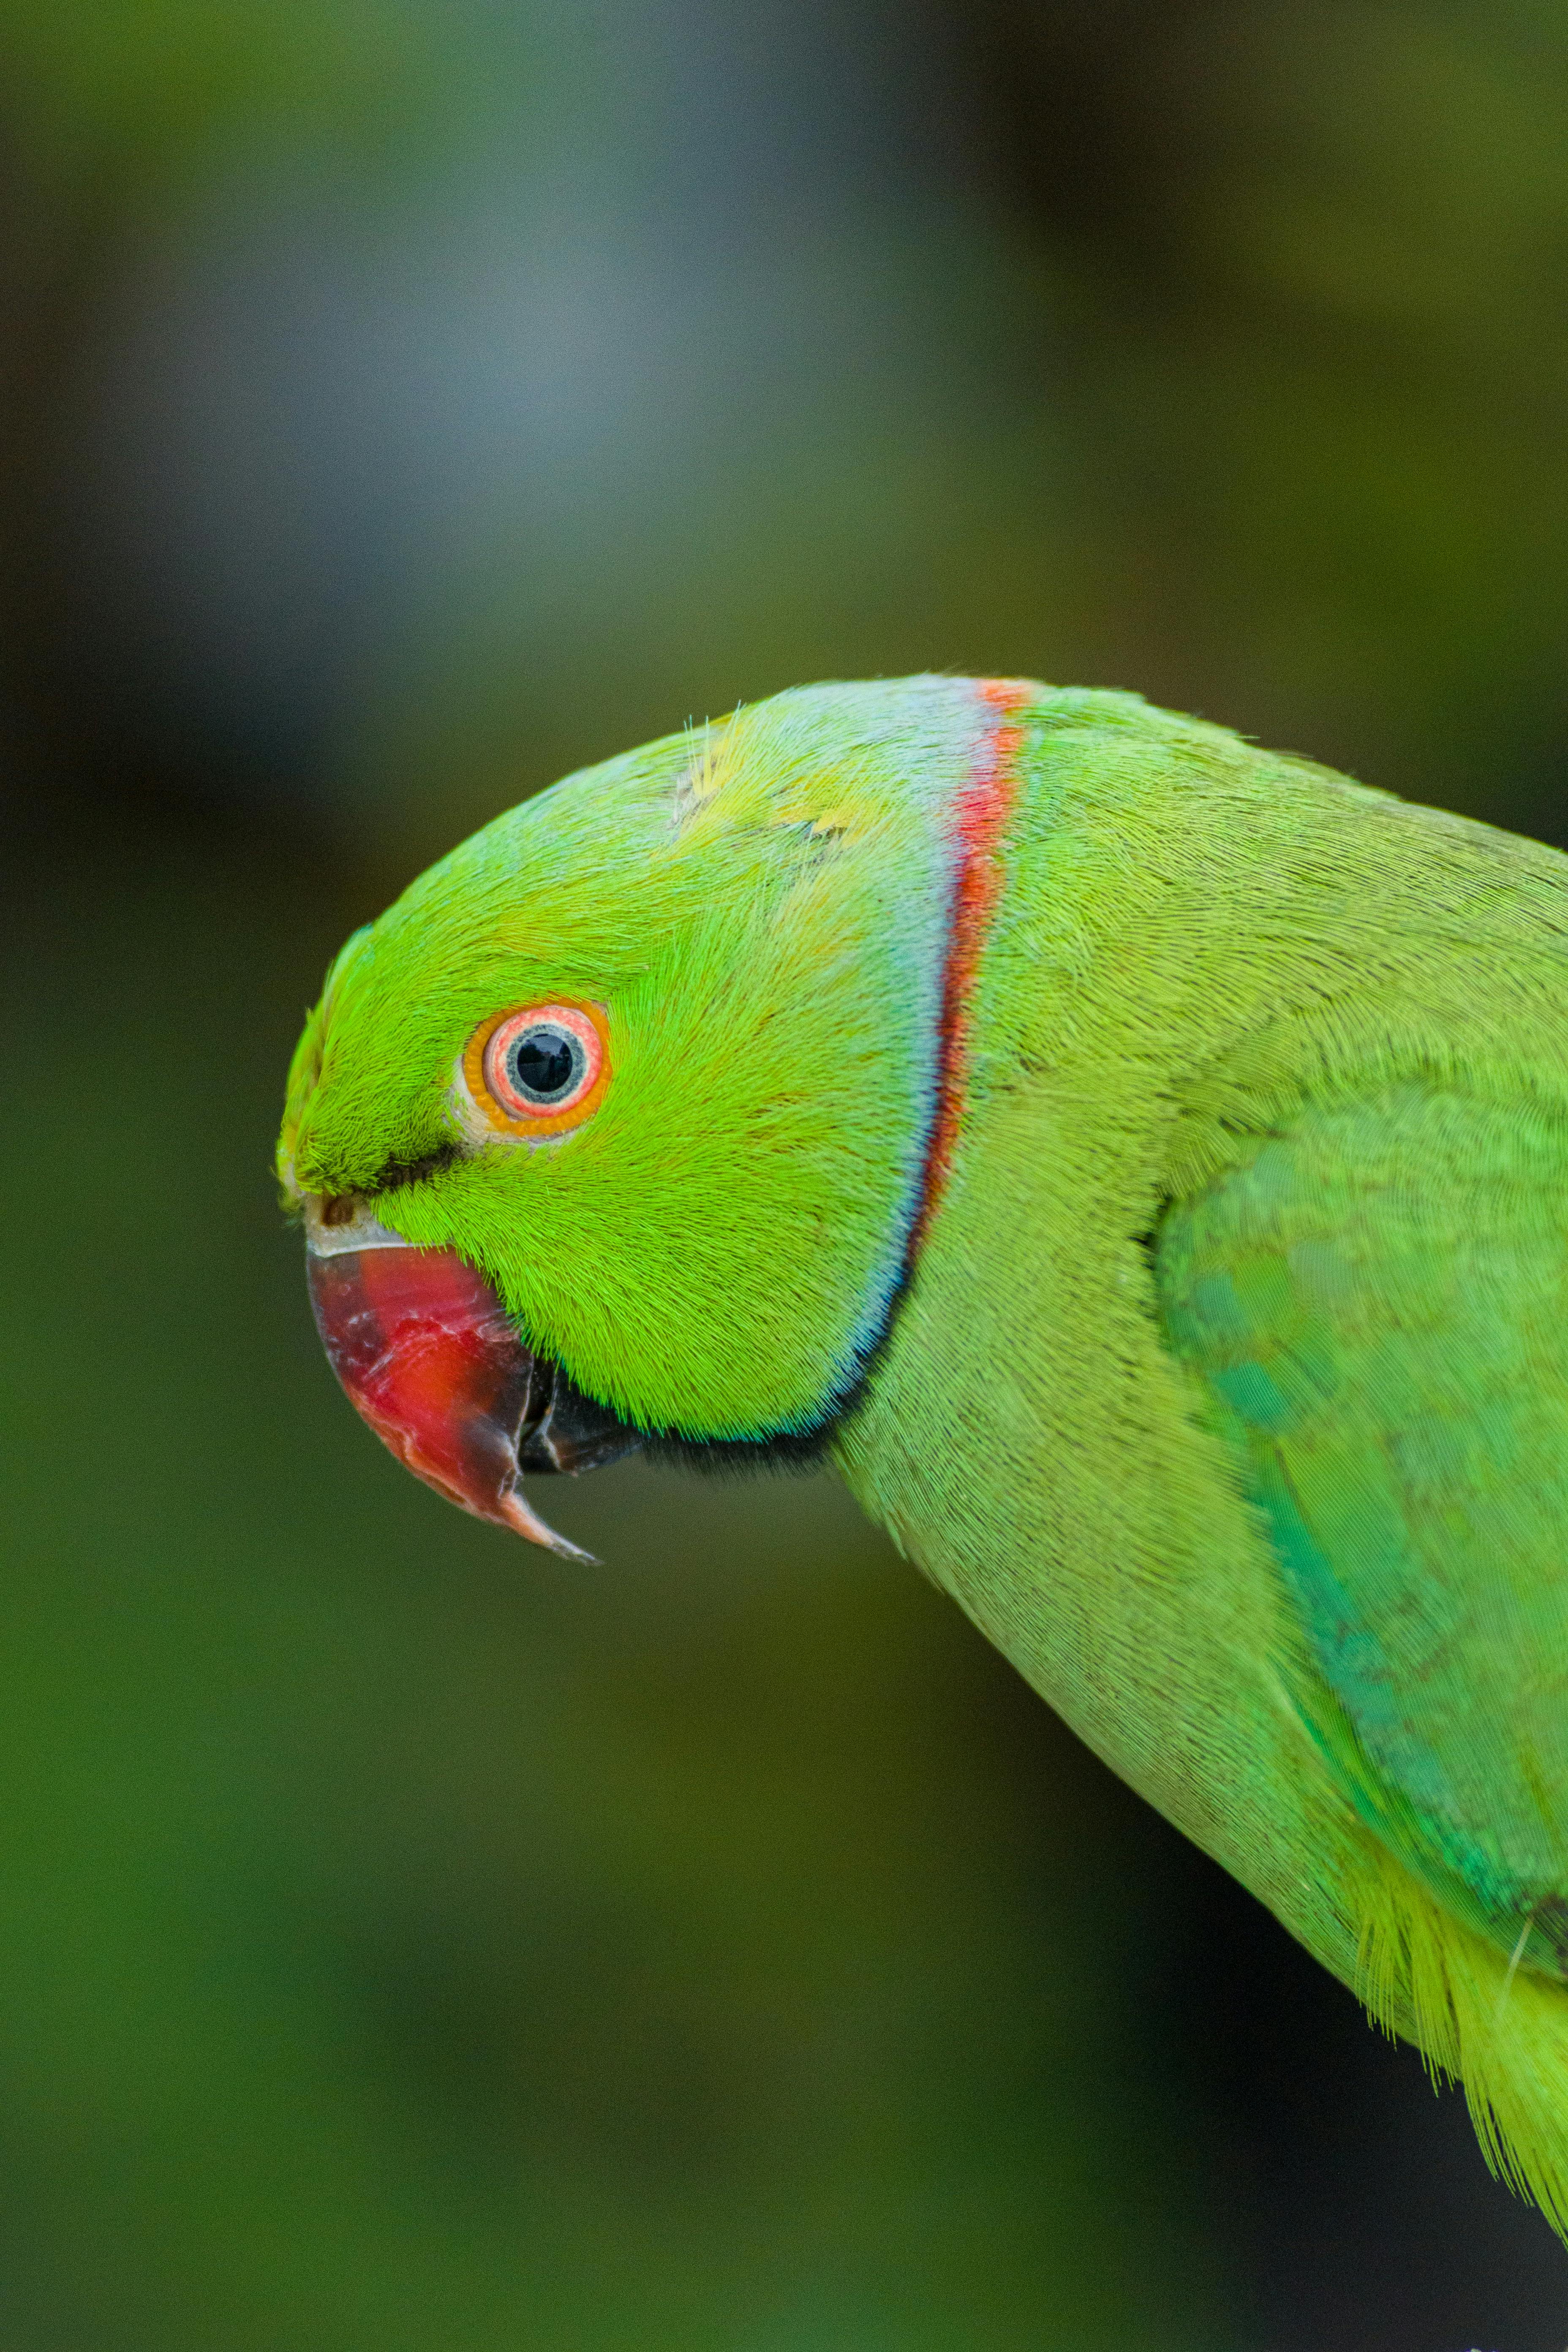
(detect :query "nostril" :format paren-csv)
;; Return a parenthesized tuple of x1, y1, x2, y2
(321, 1194, 359, 1228)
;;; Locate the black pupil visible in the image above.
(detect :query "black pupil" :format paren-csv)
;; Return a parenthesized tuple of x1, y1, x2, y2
(509, 1026, 579, 1102)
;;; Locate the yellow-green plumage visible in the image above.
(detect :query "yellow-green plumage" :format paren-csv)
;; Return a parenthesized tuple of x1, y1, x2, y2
(280, 677, 1568, 2233)
(838, 685, 1568, 2230)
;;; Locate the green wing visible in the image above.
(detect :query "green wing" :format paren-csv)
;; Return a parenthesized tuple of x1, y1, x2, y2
(1158, 1083, 1568, 1976)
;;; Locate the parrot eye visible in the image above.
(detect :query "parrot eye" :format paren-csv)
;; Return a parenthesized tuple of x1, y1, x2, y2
(466, 1002, 610, 1136)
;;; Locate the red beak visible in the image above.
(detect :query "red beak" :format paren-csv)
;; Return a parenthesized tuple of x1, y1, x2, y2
(304, 1196, 607, 1559)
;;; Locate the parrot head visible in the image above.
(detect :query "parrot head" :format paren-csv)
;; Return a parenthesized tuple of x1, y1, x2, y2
(278, 677, 1026, 1554)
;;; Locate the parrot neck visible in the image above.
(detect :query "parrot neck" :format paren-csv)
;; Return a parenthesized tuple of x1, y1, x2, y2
(641, 676, 1037, 1478)
(909, 678, 1034, 1258)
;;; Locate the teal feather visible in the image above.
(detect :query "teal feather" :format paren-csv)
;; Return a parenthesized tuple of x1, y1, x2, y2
(1159, 1083, 1568, 1971)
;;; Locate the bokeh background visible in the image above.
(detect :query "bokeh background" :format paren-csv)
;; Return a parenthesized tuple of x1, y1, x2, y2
(4, 4, 1568, 2346)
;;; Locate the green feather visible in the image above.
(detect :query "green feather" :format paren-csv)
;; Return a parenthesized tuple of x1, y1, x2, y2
(283, 675, 1568, 2238)
(1159, 1086, 1568, 1966)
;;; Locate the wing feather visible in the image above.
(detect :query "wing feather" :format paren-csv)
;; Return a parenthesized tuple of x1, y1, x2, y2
(1158, 1083, 1568, 1973)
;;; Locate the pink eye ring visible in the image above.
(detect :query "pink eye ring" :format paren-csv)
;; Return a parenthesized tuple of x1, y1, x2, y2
(465, 1001, 610, 1135)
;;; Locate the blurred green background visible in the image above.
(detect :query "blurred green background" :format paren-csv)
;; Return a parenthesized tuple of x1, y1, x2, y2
(3, 3, 1568, 2346)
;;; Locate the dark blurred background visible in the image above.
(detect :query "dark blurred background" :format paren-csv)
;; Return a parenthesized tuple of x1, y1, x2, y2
(3, 4, 1568, 2347)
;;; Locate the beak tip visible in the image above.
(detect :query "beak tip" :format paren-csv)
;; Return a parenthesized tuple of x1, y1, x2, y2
(498, 1483, 599, 1564)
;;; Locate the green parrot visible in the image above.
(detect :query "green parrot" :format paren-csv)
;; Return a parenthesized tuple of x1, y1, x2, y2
(279, 676, 1568, 2234)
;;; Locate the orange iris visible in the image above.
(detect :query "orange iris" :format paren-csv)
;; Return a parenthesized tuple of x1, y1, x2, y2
(464, 1000, 612, 1137)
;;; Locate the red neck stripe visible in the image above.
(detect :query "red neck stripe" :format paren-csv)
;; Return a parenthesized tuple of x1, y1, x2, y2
(909, 678, 1031, 1256)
